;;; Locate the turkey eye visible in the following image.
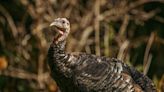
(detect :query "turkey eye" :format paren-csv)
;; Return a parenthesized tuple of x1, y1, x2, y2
(62, 21, 65, 24)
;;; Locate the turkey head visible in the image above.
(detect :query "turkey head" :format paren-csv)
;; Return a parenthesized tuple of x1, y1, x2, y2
(50, 18, 70, 43)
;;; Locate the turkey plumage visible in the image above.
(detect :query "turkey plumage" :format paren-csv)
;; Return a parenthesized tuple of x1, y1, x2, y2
(48, 18, 156, 92)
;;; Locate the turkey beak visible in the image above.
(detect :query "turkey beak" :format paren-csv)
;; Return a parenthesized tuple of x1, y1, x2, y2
(50, 22, 64, 35)
(50, 22, 56, 27)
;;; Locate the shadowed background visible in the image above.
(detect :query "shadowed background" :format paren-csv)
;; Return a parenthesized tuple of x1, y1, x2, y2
(0, 0, 164, 92)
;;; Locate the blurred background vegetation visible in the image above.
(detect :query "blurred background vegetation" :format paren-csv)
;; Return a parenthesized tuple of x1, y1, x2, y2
(0, 0, 164, 92)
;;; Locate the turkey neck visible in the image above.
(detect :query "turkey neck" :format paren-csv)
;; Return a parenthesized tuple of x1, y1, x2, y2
(51, 31, 68, 55)
(48, 40, 66, 69)
(49, 38, 71, 68)
(48, 27, 71, 69)
(50, 40, 66, 56)
(50, 27, 70, 58)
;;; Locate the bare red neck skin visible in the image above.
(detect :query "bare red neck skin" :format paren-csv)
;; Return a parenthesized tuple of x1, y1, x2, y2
(53, 32, 69, 44)
(53, 34, 62, 44)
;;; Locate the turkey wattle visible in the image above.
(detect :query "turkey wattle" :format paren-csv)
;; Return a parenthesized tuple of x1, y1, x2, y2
(48, 18, 156, 92)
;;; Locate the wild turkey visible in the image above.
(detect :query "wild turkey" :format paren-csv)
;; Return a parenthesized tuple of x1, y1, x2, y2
(47, 18, 156, 92)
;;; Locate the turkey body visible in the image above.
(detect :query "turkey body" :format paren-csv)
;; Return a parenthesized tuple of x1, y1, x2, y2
(48, 41, 156, 92)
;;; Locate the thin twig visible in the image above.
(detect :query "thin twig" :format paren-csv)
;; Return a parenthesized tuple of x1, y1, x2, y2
(76, 26, 93, 52)
(0, 5, 18, 37)
(143, 32, 155, 75)
(0, 67, 37, 80)
(144, 54, 153, 75)
(94, 0, 100, 56)
(117, 40, 129, 61)
(99, 0, 164, 21)
(104, 25, 110, 56)
(119, 14, 130, 37)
